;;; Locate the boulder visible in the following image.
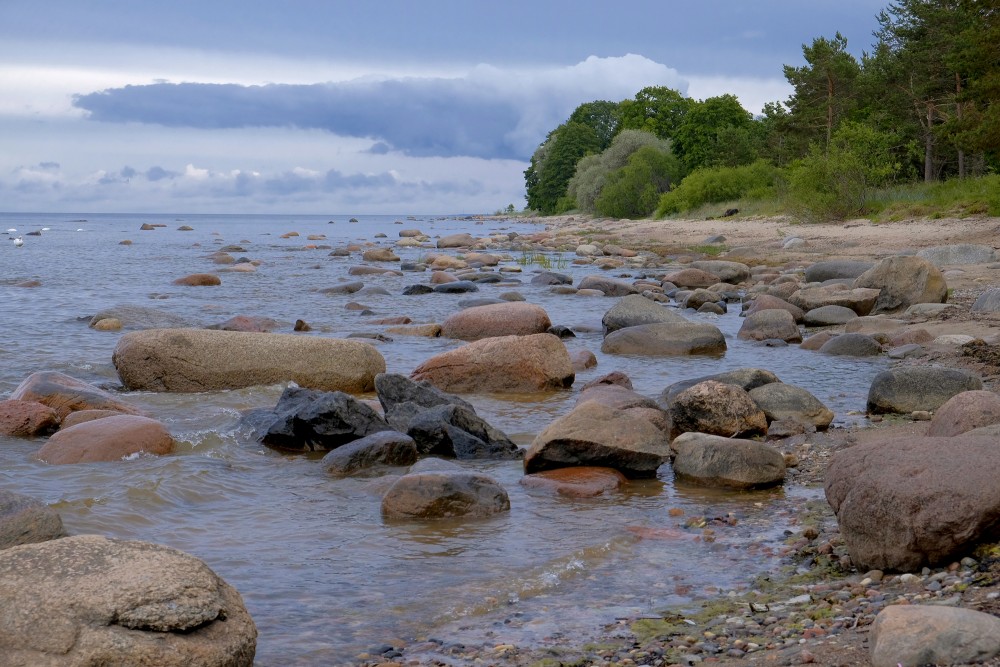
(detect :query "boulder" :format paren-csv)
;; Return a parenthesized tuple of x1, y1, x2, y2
(440, 302, 551, 341)
(601, 322, 726, 356)
(802, 305, 859, 327)
(436, 233, 477, 248)
(867, 366, 983, 414)
(36, 415, 175, 464)
(172, 273, 221, 286)
(916, 243, 997, 267)
(0, 490, 66, 550)
(803, 260, 874, 283)
(570, 349, 598, 371)
(207, 315, 283, 332)
(745, 294, 805, 323)
(255, 386, 391, 452)
(853, 256, 948, 314)
(432, 281, 479, 294)
(787, 284, 879, 315)
(319, 281, 364, 295)
(662, 268, 719, 289)
(925, 390, 1000, 437)
(381, 471, 510, 519)
(689, 260, 750, 284)
(405, 405, 522, 459)
(871, 605, 1000, 667)
(524, 401, 669, 478)
(113, 328, 385, 392)
(410, 333, 574, 393)
(321, 431, 418, 476)
(10, 371, 139, 421)
(60, 409, 126, 429)
(0, 535, 256, 666)
(737, 309, 802, 343)
(668, 380, 768, 440)
(826, 435, 1000, 571)
(748, 383, 834, 429)
(818, 333, 884, 357)
(576, 275, 638, 297)
(0, 399, 59, 437)
(659, 368, 781, 407)
(682, 289, 724, 311)
(972, 288, 1000, 313)
(601, 294, 686, 335)
(530, 271, 572, 286)
(843, 316, 908, 335)
(519, 467, 628, 498)
(800, 331, 837, 351)
(89, 305, 192, 330)
(670, 432, 785, 489)
(361, 248, 400, 262)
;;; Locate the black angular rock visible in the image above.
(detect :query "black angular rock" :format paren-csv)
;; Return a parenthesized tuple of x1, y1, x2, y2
(407, 405, 522, 459)
(259, 386, 391, 452)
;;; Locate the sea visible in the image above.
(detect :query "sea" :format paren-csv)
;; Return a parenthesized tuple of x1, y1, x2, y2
(0, 211, 886, 665)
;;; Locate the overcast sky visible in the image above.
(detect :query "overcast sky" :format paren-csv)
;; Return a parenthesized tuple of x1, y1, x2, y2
(0, 1, 886, 214)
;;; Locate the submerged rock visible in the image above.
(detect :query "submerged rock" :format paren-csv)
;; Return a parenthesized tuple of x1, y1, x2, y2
(0, 490, 66, 550)
(381, 471, 510, 519)
(256, 386, 391, 452)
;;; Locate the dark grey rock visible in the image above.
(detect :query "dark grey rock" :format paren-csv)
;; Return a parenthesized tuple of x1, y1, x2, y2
(867, 366, 983, 414)
(321, 431, 419, 476)
(258, 386, 391, 452)
(0, 490, 66, 550)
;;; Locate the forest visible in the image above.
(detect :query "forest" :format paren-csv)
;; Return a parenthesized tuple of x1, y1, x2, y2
(523, 0, 1000, 222)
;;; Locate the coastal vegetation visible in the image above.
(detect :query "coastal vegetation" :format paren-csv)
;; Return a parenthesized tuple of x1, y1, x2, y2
(524, 0, 1000, 222)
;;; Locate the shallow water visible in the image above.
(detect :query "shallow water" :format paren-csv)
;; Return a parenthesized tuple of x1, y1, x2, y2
(0, 212, 884, 664)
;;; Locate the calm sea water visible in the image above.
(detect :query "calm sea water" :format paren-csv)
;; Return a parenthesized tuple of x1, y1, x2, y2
(0, 212, 884, 665)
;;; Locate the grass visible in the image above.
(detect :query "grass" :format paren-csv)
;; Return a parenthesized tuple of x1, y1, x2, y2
(868, 174, 1000, 221)
(517, 250, 569, 270)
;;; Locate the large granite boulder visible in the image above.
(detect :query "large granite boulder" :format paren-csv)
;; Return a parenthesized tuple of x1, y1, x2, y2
(410, 333, 574, 393)
(803, 261, 874, 283)
(601, 322, 726, 356)
(925, 390, 1000, 437)
(0, 490, 66, 550)
(737, 309, 802, 343)
(670, 432, 785, 489)
(825, 435, 1000, 571)
(10, 371, 139, 420)
(254, 386, 391, 452)
(867, 366, 983, 414)
(0, 399, 59, 437)
(113, 328, 385, 392)
(375, 373, 473, 427)
(439, 301, 551, 341)
(660, 368, 781, 407)
(818, 333, 884, 357)
(601, 294, 686, 335)
(744, 294, 805, 323)
(668, 380, 768, 440)
(853, 256, 948, 314)
(576, 275, 638, 296)
(787, 284, 880, 315)
(802, 304, 859, 327)
(436, 232, 477, 248)
(0, 535, 257, 666)
(524, 401, 669, 478)
(321, 431, 419, 476)
(972, 288, 1000, 313)
(662, 268, 720, 289)
(689, 260, 750, 284)
(381, 471, 510, 519)
(36, 415, 175, 464)
(870, 605, 1000, 667)
(748, 383, 834, 429)
(916, 243, 997, 267)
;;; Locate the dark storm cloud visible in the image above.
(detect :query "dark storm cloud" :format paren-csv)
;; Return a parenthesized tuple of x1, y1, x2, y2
(74, 80, 523, 160)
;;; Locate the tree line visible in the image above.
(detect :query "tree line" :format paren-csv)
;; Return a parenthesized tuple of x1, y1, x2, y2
(524, 0, 1000, 221)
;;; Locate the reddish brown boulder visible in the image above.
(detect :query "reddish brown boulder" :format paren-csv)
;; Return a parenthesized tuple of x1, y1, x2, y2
(0, 400, 59, 437)
(208, 315, 282, 332)
(10, 371, 139, 420)
(172, 273, 221, 286)
(440, 302, 551, 341)
(737, 309, 802, 343)
(745, 294, 805, 323)
(410, 333, 574, 393)
(569, 349, 597, 371)
(60, 410, 124, 429)
(926, 390, 1000, 437)
(519, 467, 627, 497)
(825, 435, 1000, 571)
(36, 415, 175, 465)
(800, 331, 837, 351)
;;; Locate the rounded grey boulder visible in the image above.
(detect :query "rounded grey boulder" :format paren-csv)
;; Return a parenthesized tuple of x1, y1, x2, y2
(867, 366, 983, 414)
(670, 432, 785, 489)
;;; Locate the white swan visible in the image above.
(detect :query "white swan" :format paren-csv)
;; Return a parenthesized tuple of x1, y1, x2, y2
(12, 237, 23, 247)
(5, 228, 16, 233)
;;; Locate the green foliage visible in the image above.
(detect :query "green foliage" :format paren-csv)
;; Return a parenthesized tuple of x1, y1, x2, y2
(618, 86, 692, 140)
(567, 100, 622, 150)
(656, 160, 780, 216)
(672, 94, 756, 172)
(871, 174, 1000, 219)
(525, 121, 601, 215)
(784, 121, 901, 221)
(594, 145, 680, 219)
(567, 129, 673, 213)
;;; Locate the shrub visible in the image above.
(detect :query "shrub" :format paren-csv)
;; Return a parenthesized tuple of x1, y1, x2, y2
(567, 130, 674, 214)
(656, 160, 779, 216)
(594, 146, 680, 219)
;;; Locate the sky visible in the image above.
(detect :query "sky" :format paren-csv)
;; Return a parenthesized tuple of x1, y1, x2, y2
(0, 1, 888, 215)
